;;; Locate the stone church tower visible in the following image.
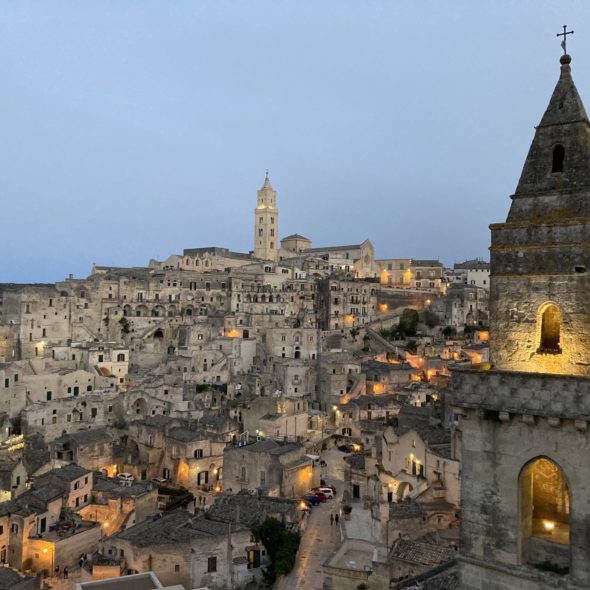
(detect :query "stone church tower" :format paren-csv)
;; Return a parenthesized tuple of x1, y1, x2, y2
(253, 172, 279, 261)
(454, 52, 590, 589)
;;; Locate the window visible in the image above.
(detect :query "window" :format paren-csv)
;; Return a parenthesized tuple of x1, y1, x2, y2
(46, 391, 52, 401)
(73, 386, 79, 396)
(538, 303, 561, 354)
(260, 471, 266, 485)
(175, 564, 180, 573)
(11, 524, 18, 534)
(3, 379, 8, 388)
(194, 449, 203, 459)
(207, 556, 217, 572)
(552, 144, 565, 173)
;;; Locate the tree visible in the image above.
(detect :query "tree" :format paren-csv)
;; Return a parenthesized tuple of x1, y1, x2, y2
(119, 316, 130, 334)
(442, 326, 457, 339)
(423, 310, 439, 329)
(406, 339, 418, 354)
(253, 517, 301, 582)
(398, 308, 419, 337)
(350, 328, 360, 342)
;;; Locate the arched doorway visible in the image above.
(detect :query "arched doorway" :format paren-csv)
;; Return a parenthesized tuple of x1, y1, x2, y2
(520, 457, 570, 571)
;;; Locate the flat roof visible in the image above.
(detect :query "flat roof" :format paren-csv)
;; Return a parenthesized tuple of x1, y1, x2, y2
(76, 572, 161, 590)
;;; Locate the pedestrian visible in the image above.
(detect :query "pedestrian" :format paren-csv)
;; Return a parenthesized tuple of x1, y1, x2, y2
(64, 567, 69, 579)
(335, 513, 339, 524)
(330, 514, 334, 526)
(79, 554, 84, 568)
(55, 565, 60, 577)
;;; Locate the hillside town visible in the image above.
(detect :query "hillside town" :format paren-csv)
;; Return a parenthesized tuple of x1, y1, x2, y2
(2, 17, 590, 590)
(0, 167, 489, 589)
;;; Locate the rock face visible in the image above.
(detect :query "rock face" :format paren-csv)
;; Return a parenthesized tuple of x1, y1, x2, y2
(456, 54, 590, 590)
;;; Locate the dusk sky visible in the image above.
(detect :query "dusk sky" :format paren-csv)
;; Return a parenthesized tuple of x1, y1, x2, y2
(2, 1, 589, 283)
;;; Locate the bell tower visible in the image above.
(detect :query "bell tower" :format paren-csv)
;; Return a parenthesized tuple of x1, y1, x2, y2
(454, 46, 590, 590)
(489, 50, 590, 376)
(253, 172, 279, 261)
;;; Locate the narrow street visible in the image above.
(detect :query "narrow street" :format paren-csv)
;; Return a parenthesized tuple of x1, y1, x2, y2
(276, 448, 348, 590)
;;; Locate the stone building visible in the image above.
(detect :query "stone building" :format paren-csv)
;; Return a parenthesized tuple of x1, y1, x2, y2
(454, 51, 590, 589)
(254, 173, 279, 261)
(102, 509, 265, 590)
(223, 439, 317, 497)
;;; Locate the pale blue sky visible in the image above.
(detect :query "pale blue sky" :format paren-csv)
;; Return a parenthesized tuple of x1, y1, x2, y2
(1, 1, 589, 282)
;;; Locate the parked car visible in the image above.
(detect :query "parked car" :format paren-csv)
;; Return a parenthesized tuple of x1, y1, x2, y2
(312, 486, 335, 499)
(303, 495, 321, 506)
(117, 472, 135, 485)
(151, 476, 168, 486)
(310, 491, 327, 502)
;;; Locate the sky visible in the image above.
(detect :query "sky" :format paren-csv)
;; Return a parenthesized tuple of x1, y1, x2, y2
(1, 1, 590, 283)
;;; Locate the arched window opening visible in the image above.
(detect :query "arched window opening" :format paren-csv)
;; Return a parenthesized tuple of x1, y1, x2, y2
(538, 304, 562, 354)
(520, 457, 570, 571)
(552, 144, 565, 173)
(153, 329, 164, 339)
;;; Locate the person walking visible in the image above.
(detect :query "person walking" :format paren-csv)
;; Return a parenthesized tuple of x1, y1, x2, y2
(335, 513, 339, 525)
(64, 567, 69, 579)
(330, 514, 334, 526)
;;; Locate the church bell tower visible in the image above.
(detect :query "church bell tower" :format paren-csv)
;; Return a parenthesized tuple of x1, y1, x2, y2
(253, 172, 279, 261)
(455, 41, 590, 590)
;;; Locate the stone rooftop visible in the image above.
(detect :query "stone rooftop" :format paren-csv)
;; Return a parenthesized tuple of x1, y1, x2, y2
(44, 463, 90, 482)
(392, 562, 459, 590)
(206, 492, 298, 528)
(241, 439, 302, 455)
(114, 509, 247, 548)
(93, 476, 152, 497)
(0, 566, 36, 590)
(165, 427, 209, 443)
(54, 428, 113, 446)
(390, 538, 455, 567)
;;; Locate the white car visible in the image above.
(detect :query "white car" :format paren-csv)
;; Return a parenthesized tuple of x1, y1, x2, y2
(117, 472, 135, 483)
(312, 487, 335, 499)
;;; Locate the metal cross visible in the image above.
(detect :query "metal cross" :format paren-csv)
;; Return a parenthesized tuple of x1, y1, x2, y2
(557, 25, 574, 55)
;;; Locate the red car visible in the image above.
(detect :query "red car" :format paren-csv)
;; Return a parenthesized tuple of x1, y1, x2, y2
(311, 491, 327, 502)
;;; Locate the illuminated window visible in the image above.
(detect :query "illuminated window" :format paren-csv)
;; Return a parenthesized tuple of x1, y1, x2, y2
(520, 457, 569, 570)
(538, 304, 562, 354)
(552, 144, 565, 173)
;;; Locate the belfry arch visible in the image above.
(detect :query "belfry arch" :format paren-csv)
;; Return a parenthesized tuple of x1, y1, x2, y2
(520, 457, 570, 571)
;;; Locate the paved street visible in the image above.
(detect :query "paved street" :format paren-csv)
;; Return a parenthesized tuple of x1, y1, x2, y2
(276, 447, 348, 590)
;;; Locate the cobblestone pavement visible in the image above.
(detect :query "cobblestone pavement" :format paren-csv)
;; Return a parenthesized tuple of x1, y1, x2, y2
(276, 447, 349, 590)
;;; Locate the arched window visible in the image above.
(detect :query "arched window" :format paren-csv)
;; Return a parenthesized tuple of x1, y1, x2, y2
(552, 144, 565, 173)
(538, 304, 561, 354)
(520, 457, 570, 571)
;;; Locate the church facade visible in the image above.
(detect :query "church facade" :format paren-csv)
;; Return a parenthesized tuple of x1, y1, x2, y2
(454, 52, 590, 589)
